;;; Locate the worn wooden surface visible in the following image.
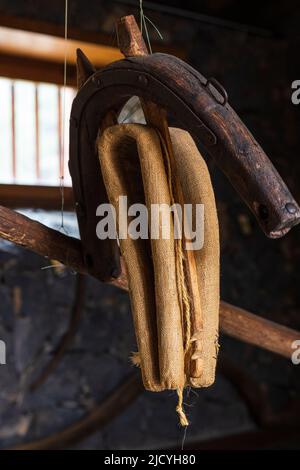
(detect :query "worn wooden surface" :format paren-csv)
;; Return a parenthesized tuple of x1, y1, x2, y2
(0, 205, 84, 273)
(0, 204, 298, 359)
(117, 15, 148, 58)
(220, 302, 299, 359)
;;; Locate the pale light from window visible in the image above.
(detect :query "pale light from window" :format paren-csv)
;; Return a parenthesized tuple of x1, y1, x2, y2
(0, 77, 75, 186)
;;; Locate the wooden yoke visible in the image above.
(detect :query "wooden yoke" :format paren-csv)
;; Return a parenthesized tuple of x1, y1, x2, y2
(69, 15, 300, 281)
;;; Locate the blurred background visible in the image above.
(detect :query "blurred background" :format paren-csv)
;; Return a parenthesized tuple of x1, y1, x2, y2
(0, 0, 300, 450)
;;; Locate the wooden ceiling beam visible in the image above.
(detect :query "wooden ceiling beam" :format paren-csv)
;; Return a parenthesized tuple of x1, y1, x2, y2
(0, 13, 186, 60)
(0, 25, 122, 68)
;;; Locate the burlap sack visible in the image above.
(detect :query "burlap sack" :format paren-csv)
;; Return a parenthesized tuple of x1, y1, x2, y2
(98, 124, 219, 393)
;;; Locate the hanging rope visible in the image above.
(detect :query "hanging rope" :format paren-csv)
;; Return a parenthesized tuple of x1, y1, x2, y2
(139, 0, 163, 54)
(59, 0, 69, 233)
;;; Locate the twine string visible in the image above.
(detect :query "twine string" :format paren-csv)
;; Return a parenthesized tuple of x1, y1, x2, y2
(157, 131, 190, 427)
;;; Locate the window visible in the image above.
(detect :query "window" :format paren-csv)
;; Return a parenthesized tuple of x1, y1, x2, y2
(0, 77, 75, 186)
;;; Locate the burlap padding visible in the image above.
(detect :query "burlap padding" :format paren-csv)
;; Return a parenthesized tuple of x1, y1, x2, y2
(98, 124, 219, 391)
(170, 128, 220, 388)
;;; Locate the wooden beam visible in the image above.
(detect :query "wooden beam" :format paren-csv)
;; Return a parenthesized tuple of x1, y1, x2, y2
(0, 184, 74, 210)
(0, 205, 83, 272)
(0, 12, 185, 86)
(0, 13, 185, 60)
(220, 302, 299, 359)
(0, 26, 123, 68)
(0, 205, 298, 359)
(0, 53, 77, 87)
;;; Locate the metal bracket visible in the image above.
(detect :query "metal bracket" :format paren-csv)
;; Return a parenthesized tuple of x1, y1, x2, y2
(205, 77, 228, 106)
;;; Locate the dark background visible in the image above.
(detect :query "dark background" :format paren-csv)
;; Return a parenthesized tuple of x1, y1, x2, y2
(0, 0, 300, 449)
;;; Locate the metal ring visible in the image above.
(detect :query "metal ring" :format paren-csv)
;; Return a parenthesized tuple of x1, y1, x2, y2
(205, 77, 228, 106)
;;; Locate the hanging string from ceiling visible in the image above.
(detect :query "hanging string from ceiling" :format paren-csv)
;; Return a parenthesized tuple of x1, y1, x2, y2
(59, 0, 69, 233)
(139, 0, 163, 54)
